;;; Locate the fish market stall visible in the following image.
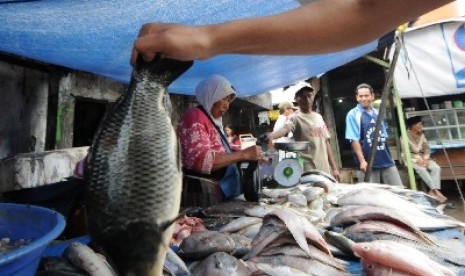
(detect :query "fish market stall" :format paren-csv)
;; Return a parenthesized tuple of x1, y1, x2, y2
(37, 181, 465, 275)
(171, 183, 465, 276)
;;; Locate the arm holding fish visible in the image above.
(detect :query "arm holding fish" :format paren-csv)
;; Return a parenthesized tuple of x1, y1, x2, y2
(131, 0, 452, 63)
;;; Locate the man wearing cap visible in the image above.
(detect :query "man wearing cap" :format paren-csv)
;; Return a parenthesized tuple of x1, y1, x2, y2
(402, 116, 446, 202)
(345, 83, 403, 186)
(265, 78, 341, 181)
(177, 74, 266, 206)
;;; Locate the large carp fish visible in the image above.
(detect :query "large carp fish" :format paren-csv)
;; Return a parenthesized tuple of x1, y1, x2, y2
(86, 56, 192, 275)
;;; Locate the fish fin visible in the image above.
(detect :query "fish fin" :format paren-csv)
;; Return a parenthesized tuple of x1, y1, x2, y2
(414, 229, 439, 246)
(163, 92, 173, 114)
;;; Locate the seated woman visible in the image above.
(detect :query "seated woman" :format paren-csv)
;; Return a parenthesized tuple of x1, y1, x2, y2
(403, 116, 447, 203)
(177, 74, 265, 207)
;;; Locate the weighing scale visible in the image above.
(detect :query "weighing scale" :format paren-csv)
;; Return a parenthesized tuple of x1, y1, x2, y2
(272, 141, 309, 187)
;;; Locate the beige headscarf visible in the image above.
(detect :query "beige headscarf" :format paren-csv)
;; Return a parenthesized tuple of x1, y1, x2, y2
(195, 74, 236, 129)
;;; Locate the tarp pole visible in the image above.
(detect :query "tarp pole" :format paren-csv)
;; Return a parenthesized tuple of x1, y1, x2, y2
(364, 41, 401, 182)
(393, 83, 417, 190)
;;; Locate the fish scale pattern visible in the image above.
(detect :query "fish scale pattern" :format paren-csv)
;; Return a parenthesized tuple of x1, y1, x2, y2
(87, 73, 181, 230)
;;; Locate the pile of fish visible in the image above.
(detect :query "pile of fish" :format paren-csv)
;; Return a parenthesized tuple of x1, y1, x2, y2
(163, 182, 465, 276)
(53, 53, 463, 275)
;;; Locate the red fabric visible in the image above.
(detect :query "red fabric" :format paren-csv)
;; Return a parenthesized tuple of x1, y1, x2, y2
(170, 216, 207, 247)
(229, 136, 241, 151)
(177, 107, 226, 174)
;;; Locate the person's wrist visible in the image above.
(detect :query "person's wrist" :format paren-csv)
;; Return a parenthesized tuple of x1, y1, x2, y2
(205, 24, 226, 58)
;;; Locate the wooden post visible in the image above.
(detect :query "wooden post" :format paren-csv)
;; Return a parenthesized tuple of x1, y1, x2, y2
(55, 73, 75, 149)
(321, 75, 342, 168)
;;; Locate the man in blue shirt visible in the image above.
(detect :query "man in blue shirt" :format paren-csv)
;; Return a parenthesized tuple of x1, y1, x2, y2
(345, 83, 403, 186)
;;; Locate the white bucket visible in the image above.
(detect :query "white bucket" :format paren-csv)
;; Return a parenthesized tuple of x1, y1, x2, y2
(239, 134, 257, 150)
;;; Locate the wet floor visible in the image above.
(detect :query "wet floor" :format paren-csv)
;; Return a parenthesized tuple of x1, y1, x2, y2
(441, 181, 465, 222)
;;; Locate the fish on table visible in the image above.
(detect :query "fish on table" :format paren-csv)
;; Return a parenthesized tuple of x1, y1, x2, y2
(189, 252, 250, 276)
(63, 242, 116, 276)
(111, 178, 465, 276)
(361, 258, 415, 276)
(177, 230, 251, 260)
(247, 255, 347, 276)
(335, 188, 465, 231)
(330, 205, 437, 245)
(352, 240, 458, 276)
(85, 56, 192, 276)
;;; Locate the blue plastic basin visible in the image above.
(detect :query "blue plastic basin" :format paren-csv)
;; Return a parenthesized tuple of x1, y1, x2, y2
(0, 203, 66, 276)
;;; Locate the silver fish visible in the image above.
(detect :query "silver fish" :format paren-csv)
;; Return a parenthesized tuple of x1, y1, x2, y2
(164, 247, 191, 276)
(247, 262, 309, 276)
(259, 244, 346, 271)
(189, 252, 250, 276)
(361, 258, 417, 276)
(347, 232, 465, 269)
(352, 240, 457, 276)
(178, 231, 251, 260)
(330, 205, 437, 245)
(219, 217, 262, 233)
(343, 220, 436, 245)
(63, 242, 116, 276)
(248, 255, 347, 276)
(86, 57, 192, 275)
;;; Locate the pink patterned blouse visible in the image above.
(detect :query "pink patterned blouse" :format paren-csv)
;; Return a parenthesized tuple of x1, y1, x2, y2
(176, 107, 226, 174)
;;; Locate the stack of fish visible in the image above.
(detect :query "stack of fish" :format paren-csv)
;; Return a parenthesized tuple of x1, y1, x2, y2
(166, 182, 465, 275)
(43, 181, 464, 275)
(244, 208, 347, 276)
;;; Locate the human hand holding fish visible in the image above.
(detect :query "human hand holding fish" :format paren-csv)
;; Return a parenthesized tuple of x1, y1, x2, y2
(131, 0, 453, 66)
(131, 22, 212, 64)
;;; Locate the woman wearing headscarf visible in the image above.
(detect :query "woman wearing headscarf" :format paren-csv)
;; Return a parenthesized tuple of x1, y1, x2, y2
(177, 74, 264, 207)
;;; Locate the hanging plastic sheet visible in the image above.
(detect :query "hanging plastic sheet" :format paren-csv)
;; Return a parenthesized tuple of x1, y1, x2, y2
(0, 0, 377, 96)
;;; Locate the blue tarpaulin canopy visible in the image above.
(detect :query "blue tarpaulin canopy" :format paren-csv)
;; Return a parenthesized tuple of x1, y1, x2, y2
(0, 0, 378, 96)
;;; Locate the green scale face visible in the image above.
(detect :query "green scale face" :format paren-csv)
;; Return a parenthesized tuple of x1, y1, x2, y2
(283, 166, 294, 178)
(273, 158, 303, 187)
